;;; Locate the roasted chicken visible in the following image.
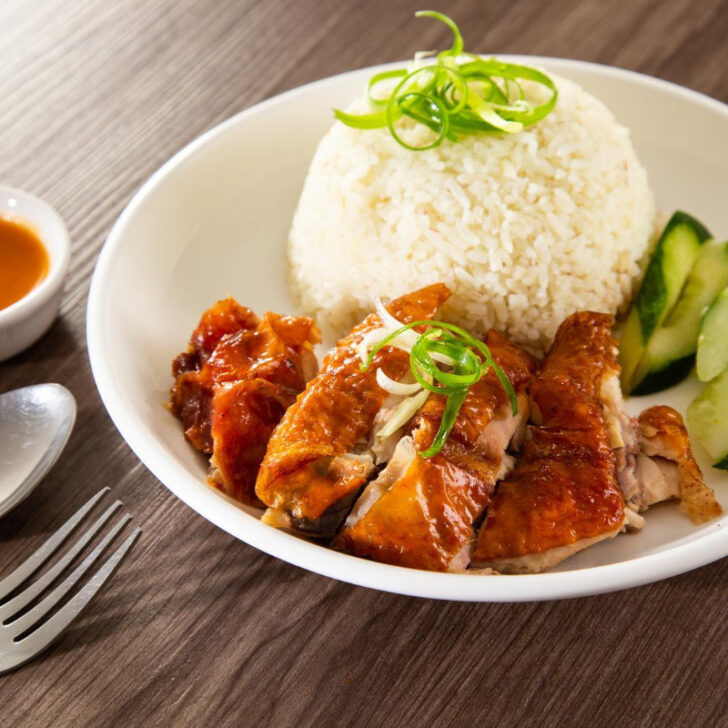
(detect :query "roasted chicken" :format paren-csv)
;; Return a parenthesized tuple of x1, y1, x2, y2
(629, 406, 721, 524)
(172, 295, 721, 575)
(170, 298, 319, 505)
(336, 331, 538, 571)
(170, 298, 260, 453)
(255, 283, 451, 537)
(473, 311, 721, 573)
(472, 312, 636, 573)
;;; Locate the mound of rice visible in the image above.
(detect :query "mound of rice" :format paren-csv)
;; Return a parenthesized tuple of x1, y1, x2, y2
(288, 71, 655, 353)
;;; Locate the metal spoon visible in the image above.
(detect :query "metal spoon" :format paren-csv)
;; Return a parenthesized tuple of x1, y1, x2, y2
(0, 384, 76, 517)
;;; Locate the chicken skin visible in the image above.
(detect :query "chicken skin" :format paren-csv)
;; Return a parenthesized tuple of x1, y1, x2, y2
(256, 283, 451, 537)
(631, 406, 721, 524)
(335, 331, 538, 571)
(174, 296, 720, 574)
(170, 298, 260, 453)
(472, 312, 631, 573)
(170, 298, 320, 505)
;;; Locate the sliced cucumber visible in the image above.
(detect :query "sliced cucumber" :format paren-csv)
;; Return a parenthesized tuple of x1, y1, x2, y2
(687, 367, 728, 470)
(620, 211, 712, 394)
(631, 241, 728, 395)
(697, 287, 728, 383)
(631, 357, 695, 396)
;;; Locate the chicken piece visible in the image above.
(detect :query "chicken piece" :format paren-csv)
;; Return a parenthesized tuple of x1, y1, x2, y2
(632, 406, 722, 524)
(208, 380, 293, 505)
(171, 298, 260, 452)
(256, 283, 451, 537)
(600, 375, 642, 503)
(593, 342, 719, 526)
(170, 298, 320, 505)
(335, 331, 538, 571)
(183, 297, 261, 363)
(472, 312, 631, 573)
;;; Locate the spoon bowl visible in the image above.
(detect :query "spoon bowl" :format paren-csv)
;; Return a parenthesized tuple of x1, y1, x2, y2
(0, 384, 76, 517)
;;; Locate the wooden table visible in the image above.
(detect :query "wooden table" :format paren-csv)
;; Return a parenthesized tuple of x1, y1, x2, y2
(2, 0, 727, 725)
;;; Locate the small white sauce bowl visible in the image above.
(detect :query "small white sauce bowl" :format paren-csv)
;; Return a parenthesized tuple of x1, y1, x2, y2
(0, 185, 70, 362)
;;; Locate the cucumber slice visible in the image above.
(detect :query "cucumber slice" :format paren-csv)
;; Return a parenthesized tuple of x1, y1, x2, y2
(687, 367, 728, 470)
(697, 287, 728, 382)
(620, 211, 712, 393)
(631, 241, 728, 394)
(631, 357, 695, 396)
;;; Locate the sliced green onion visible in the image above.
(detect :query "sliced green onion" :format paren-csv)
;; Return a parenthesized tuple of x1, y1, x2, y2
(417, 10, 464, 57)
(411, 333, 482, 388)
(419, 386, 467, 458)
(375, 367, 422, 395)
(333, 107, 395, 130)
(368, 69, 408, 107)
(360, 317, 517, 458)
(388, 91, 451, 151)
(375, 388, 431, 441)
(333, 11, 558, 150)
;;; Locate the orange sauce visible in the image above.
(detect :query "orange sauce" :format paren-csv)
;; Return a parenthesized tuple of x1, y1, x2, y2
(0, 216, 49, 310)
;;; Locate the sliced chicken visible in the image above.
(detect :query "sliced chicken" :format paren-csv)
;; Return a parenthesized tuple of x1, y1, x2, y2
(472, 312, 631, 574)
(170, 298, 320, 505)
(632, 406, 722, 524)
(594, 341, 720, 525)
(600, 374, 642, 503)
(170, 298, 260, 452)
(255, 283, 451, 537)
(208, 379, 293, 504)
(335, 331, 538, 571)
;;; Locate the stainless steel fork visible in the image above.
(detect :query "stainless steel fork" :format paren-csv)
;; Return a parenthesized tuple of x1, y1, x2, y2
(0, 488, 141, 673)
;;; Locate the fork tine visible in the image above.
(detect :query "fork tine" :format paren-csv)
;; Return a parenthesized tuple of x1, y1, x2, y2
(6, 514, 132, 637)
(0, 489, 110, 601)
(1, 528, 141, 674)
(0, 500, 123, 622)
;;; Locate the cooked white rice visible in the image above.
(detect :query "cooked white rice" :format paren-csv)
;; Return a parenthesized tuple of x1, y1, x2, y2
(288, 71, 655, 353)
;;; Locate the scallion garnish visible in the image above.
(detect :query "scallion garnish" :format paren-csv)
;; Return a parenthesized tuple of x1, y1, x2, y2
(333, 10, 558, 151)
(361, 319, 517, 458)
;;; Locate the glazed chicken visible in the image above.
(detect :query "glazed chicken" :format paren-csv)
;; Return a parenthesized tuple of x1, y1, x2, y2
(472, 312, 638, 573)
(473, 311, 721, 573)
(629, 406, 721, 524)
(335, 331, 538, 571)
(171, 298, 260, 453)
(593, 344, 720, 524)
(170, 298, 320, 505)
(255, 283, 451, 537)
(172, 295, 720, 575)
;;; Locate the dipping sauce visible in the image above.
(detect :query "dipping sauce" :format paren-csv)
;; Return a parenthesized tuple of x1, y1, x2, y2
(0, 216, 49, 311)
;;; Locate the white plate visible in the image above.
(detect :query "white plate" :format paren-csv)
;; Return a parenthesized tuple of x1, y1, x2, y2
(87, 58, 728, 601)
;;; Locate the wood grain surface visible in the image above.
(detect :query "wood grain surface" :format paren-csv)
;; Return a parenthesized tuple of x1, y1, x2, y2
(1, 0, 728, 726)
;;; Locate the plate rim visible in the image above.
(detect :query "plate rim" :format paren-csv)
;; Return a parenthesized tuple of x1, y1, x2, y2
(87, 56, 728, 602)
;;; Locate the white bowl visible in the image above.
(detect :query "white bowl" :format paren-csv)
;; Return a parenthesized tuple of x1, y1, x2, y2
(87, 58, 728, 601)
(0, 186, 70, 361)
